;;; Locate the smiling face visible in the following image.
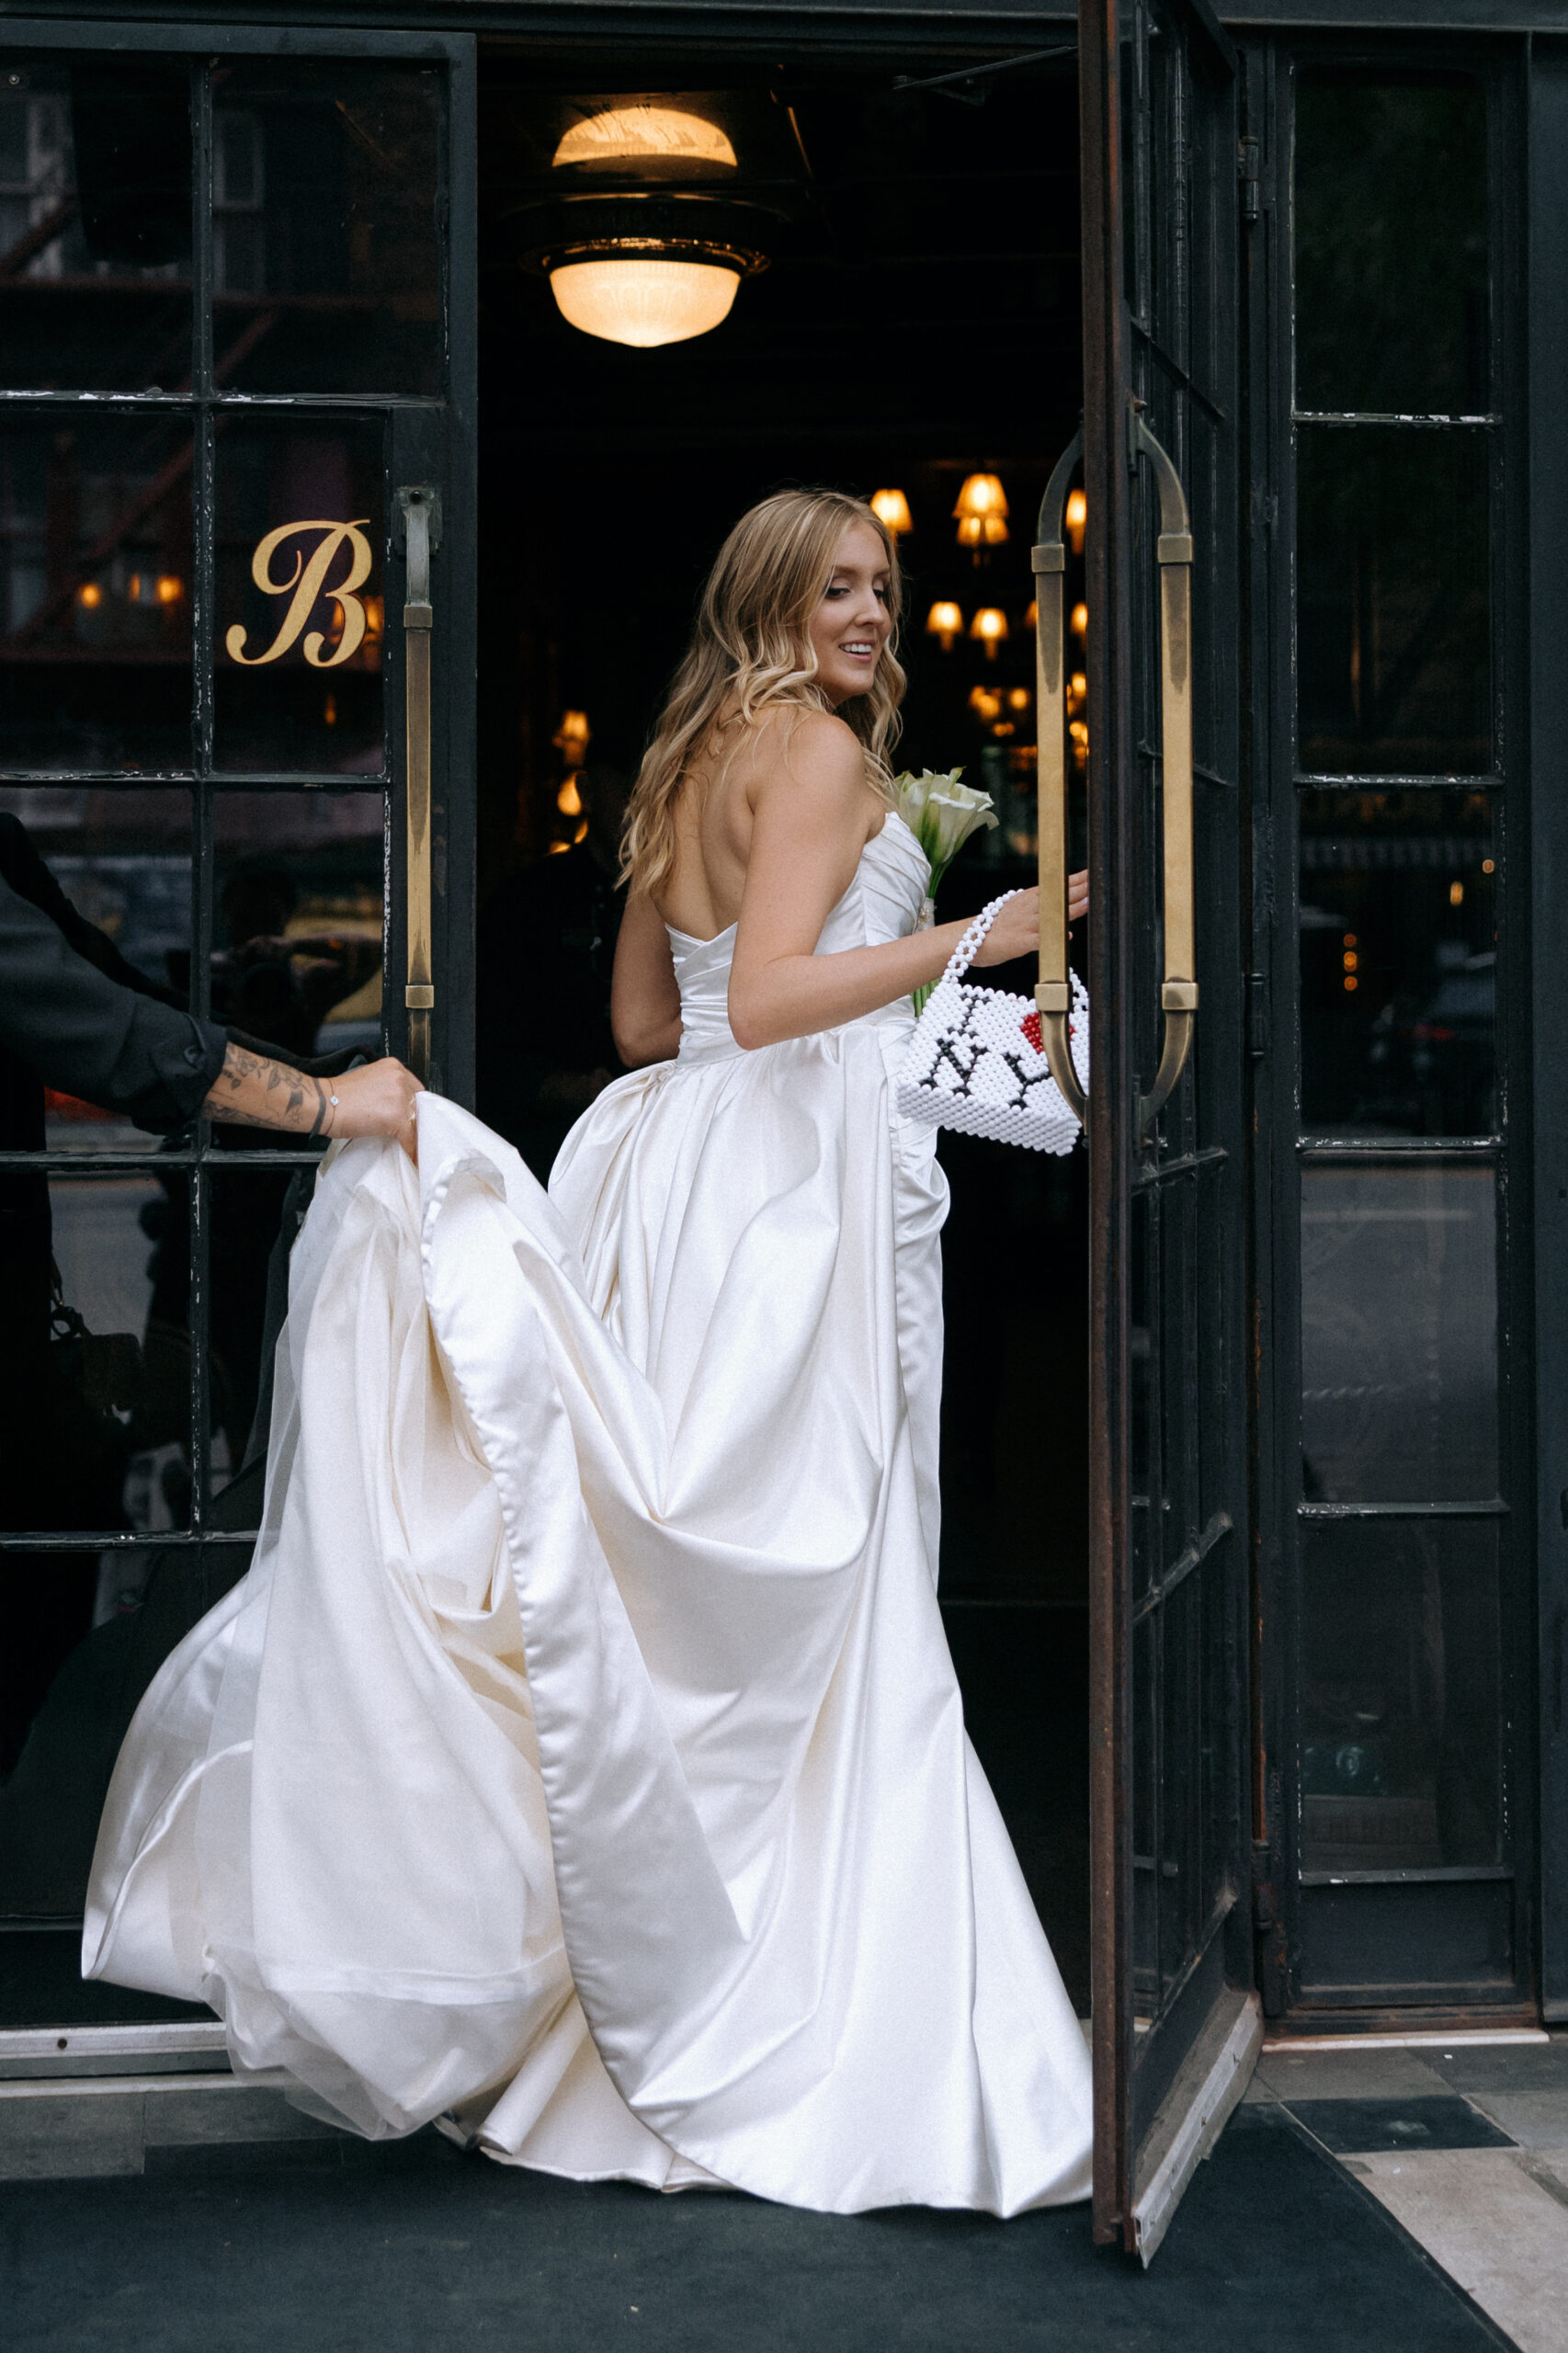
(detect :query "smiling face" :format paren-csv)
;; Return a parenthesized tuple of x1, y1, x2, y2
(806, 518, 892, 708)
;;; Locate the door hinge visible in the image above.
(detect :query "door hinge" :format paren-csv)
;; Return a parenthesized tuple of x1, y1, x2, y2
(1238, 134, 1263, 223)
(1251, 1837, 1290, 2018)
(1245, 970, 1268, 1060)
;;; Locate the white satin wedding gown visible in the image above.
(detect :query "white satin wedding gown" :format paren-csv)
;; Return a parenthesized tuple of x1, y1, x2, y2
(84, 811, 1093, 2217)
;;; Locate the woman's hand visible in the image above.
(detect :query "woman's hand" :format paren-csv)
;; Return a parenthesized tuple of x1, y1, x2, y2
(970, 872, 1089, 967)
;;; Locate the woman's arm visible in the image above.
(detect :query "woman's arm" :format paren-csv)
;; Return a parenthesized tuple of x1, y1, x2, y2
(726, 718, 1083, 1051)
(612, 892, 684, 1067)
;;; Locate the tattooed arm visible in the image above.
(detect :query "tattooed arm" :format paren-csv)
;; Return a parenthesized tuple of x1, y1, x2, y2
(203, 1044, 425, 1154)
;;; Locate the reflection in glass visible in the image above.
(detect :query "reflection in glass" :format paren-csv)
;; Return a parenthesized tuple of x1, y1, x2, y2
(0, 1161, 192, 1898)
(1295, 76, 1488, 418)
(1301, 1162, 1497, 1503)
(0, 57, 192, 393)
(1301, 1519, 1501, 1872)
(207, 790, 384, 1058)
(1300, 790, 1495, 1137)
(0, 415, 195, 773)
(1297, 426, 1490, 778)
(1132, 1609, 1157, 2026)
(0, 784, 192, 1148)
(209, 61, 439, 396)
(214, 422, 384, 775)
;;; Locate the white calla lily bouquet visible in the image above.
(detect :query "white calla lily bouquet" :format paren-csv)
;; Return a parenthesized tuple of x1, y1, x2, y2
(892, 767, 999, 1012)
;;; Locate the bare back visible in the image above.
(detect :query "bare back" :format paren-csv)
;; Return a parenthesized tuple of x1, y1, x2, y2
(654, 707, 881, 944)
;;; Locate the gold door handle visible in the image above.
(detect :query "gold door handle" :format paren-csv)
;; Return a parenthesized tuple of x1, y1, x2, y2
(1033, 425, 1087, 1124)
(397, 483, 441, 1083)
(1130, 409, 1197, 1138)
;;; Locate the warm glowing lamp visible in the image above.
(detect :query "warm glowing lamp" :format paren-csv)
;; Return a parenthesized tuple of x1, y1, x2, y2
(968, 684, 1004, 723)
(870, 487, 913, 537)
(971, 607, 1009, 660)
(1071, 600, 1087, 637)
(553, 108, 737, 171)
(557, 778, 584, 816)
(1065, 487, 1086, 556)
(1024, 598, 1038, 631)
(925, 599, 963, 651)
(549, 256, 744, 348)
(157, 574, 184, 605)
(553, 709, 591, 765)
(1006, 687, 1030, 712)
(954, 472, 1009, 552)
(77, 581, 102, 609)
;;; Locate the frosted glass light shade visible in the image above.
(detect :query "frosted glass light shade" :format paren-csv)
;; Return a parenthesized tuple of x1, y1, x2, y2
(553, 108, 737, 171)
(549, 256, 741, 347)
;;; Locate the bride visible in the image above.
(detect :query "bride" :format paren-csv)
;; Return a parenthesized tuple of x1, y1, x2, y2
(84, 489, 1095, 2217)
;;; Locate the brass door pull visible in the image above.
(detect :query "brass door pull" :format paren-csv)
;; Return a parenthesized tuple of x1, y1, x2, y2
(1031, 411, 1198, 1142)
(1130, 409, 1197, 1137)
(397, 483, 441, 1083)
(1033, 426, 1087, 1125)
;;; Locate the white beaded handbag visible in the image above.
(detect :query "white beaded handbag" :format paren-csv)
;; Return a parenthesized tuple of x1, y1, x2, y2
(896, 892, 1089, 1155)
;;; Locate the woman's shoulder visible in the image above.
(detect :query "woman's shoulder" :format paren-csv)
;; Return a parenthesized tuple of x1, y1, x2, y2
(742, 705, 870, 802)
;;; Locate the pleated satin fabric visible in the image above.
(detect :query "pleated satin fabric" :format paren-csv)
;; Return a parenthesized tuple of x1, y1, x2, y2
(83, 813, 1093, 2217)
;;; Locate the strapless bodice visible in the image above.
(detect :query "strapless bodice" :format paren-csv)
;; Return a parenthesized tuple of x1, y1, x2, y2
(668, 810, 929, 1065)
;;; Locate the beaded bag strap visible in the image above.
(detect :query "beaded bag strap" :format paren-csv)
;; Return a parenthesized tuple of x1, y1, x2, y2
(936, 891, 1024, 990)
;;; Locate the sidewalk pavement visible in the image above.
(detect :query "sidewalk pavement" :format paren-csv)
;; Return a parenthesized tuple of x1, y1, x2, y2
(1244, 2031, 1568, 2353)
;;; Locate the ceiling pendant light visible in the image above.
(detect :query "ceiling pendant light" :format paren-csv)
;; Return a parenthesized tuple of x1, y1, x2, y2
(548, 252, 745, 348)
(532, 99, 769, 350)
(552, 107, 738, 172)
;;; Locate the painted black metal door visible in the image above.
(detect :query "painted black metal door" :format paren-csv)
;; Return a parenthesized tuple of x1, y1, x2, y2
(1073, 0, 1253, 2257)
(0, 17, 474, 2040)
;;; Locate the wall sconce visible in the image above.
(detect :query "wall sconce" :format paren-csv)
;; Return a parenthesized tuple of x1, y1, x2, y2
(954, 472, 1009, 555)
(926, 599, 963, 651)
(1065, 488, 1086, 557)
(557, 778, 584, 815)
(1023, 598, 1037, 631)
(77, 581, 102, 609)
(968, 684, 1004, 723)
(553, 709, 591, 766)
(971, 607, 1009, 661)
(1071, 600, 1087, 638)
(1006, 687, 1030, 713)
(870, 488, 913, 537)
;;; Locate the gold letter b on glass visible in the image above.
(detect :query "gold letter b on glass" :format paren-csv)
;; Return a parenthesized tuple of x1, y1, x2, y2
(225, 518, 376, 668)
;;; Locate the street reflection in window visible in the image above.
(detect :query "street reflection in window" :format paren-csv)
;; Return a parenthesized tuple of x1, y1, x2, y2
(1300, 790, 1495, 1138)
(0, 416, 195, 774)
(1301, 1519, 1501, 1874)
(1301, 1160, 1497, 1505)
(0, 56, 192, 392)
(1297, 426, 1491, 779)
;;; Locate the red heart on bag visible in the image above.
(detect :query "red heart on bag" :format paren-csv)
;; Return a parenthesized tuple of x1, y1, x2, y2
(1020, 1011, 1043, 1053)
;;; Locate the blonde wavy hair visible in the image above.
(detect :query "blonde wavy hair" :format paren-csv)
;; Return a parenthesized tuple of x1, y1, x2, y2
(620, 488, 906, 901)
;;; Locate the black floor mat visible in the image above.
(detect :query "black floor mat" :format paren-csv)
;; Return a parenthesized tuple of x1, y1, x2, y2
(1, 2107, 1503, 2351)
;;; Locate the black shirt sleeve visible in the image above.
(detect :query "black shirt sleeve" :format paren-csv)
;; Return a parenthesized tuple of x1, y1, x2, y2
(0, 870, 228, 1131)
